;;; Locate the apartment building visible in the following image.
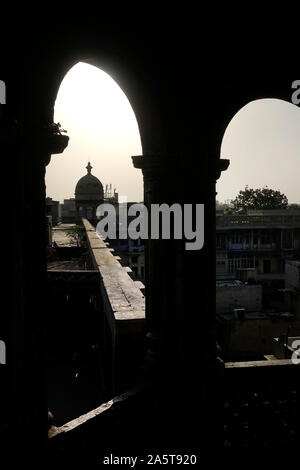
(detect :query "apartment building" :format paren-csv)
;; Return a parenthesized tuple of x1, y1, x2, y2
(216, 209, 300, 287)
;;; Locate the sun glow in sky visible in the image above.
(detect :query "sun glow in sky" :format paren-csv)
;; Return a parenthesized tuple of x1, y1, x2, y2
(46, 62, 143, 203)
(46, 63, 300, 205)
(219, 98, 300, 204)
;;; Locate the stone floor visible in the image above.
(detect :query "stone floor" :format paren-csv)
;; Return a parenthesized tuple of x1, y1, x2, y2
(47, 347, 107, 427)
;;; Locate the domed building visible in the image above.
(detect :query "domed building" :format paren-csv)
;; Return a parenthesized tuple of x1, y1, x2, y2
(75, 162, 104, 224)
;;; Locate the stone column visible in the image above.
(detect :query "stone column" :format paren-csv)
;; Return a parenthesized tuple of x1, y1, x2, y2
(132, 154, 229, 451)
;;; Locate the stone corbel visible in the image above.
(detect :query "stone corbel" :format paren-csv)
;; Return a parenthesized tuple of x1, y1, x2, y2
(43, 123, 69, 167)
(215, 158, 230, 181)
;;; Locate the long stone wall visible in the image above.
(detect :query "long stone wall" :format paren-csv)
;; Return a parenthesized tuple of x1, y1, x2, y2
(82, 218, 146, 394)
(216, 285, 262, 314)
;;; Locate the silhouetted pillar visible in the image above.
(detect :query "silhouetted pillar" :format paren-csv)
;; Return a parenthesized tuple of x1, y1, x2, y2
(132, 154, 229, 452)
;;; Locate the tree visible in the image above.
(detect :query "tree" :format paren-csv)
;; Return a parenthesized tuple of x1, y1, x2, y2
(232, 186, 288, 212)
(66, 225, 85, 246)
(287, 203, 300, 210)
(216, 200, 232, 211)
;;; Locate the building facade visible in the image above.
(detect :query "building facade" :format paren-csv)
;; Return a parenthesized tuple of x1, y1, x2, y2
(46, 197, 59, 226)
(60, 198, 77, 223)
(216, 209, 300, 285)
(101, 202, 145, 281)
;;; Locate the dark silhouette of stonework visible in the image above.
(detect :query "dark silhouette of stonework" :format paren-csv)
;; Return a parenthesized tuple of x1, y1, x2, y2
(0, 10, 299, 461)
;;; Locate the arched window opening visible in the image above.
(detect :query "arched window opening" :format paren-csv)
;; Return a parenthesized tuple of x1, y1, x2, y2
(45, 62, 145, 426)
(216, 98, 300, 363)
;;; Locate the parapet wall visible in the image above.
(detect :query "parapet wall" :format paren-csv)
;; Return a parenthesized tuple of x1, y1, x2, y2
(82, 218, 146, 394)
(82, 218, 145, 331)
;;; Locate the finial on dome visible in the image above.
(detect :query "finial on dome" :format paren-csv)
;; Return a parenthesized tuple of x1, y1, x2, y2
(86, 162, 92, 174)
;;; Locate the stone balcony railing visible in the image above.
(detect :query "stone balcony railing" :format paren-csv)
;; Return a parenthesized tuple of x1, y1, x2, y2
(48, 356, 299, 452)
(224, 359, 299, 449)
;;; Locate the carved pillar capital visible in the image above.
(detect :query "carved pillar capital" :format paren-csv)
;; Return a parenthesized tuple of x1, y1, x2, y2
(132, 154, 177, 183)
(132, 154, 230, 183)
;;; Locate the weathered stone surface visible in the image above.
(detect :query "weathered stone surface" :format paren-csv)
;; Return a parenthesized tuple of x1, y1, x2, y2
(48, 388, 139, 440)
(82, 218, 146, 333)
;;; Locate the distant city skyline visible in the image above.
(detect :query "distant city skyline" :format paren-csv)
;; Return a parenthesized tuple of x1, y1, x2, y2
(46, 64, 300, 204)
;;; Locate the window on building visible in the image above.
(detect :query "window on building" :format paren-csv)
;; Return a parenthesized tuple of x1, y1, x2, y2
(261, 232, 272, 245)
(282, 230, 293, 249)
(263, 259, 271, 274)
(216, 234, 226, 249)
(231, 233, 243, 244)
(244, 232, 251, 245)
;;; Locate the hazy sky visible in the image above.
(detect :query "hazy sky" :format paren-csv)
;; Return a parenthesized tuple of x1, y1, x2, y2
(46, 62, 143, 203)
(46, 63, 300, 204)
(219, 98, 300, 204)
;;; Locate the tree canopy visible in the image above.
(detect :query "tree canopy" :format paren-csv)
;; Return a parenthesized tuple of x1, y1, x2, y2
(287, 203, 300, 210)
(216, 200, 231, 211)
(232, 186, 288, 211)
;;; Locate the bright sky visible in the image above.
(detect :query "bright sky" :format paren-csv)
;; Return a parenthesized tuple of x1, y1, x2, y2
(46, 63, 300, 205)
(45, 62, 143, 203)
(218, 98, 300, 204)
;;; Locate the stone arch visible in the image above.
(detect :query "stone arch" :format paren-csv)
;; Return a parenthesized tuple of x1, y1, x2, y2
(212, 80, 296, 158)
(215, 92, 300, 360)
(218, 96, 300, 201)
(4, 16, 300, 450)
(45, 56, 161, 166)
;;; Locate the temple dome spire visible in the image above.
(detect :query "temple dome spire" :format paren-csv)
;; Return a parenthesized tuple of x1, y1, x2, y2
(75, 162, 104, 202)
(86, 161, 92, 174)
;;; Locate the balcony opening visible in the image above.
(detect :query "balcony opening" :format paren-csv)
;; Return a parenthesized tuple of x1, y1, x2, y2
(216, 98, 300, 363)
(216, 97, 300, 451)
(45, 62, 145, 427)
